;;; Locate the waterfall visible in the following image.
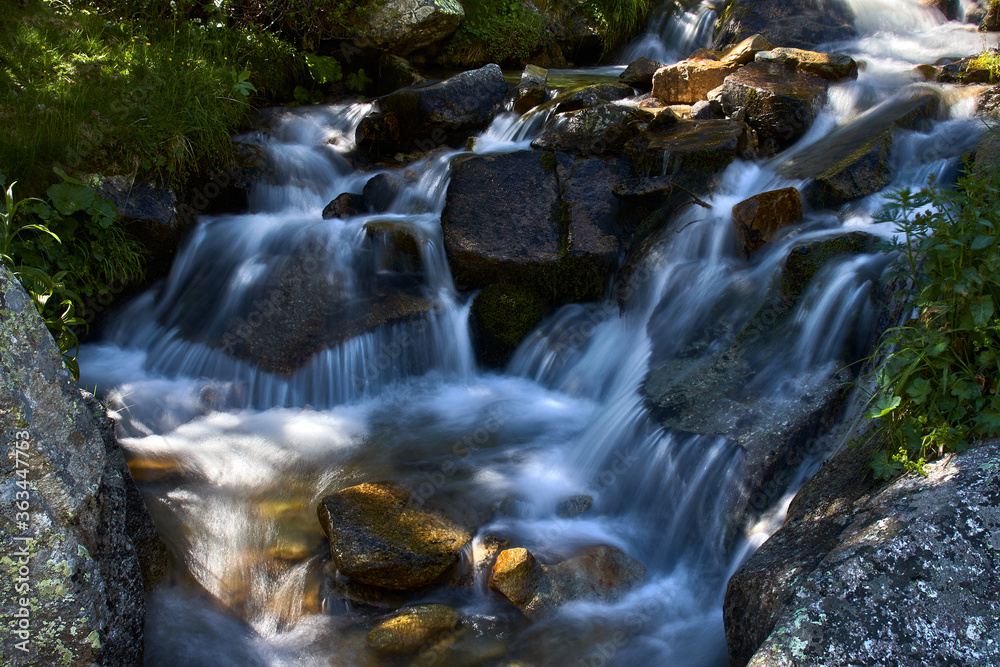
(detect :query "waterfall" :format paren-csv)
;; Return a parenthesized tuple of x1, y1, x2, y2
(619, 1, 719, 64)
(79, 7, 996, 664)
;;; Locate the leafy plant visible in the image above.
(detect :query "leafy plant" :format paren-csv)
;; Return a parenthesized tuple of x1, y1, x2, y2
(450, 0, 551, 64)
(862, 171, 1000, 479)
(0, 172, 85, 377)
(345, 68, 372, 94)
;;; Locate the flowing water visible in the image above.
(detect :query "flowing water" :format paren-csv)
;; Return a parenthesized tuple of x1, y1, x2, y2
(80, 3, 996, 665)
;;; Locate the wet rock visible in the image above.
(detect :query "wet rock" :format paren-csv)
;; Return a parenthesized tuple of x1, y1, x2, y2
(620, 57, 665, 91)
(983, 0, 1000, 30)
(375, 53, 427, 96)
(357, 64, 509, 158)
(511, 83, 551, 115)
(755, 47, 859, 81)
(721, 61, 829, 156)
(100, 175, 188, 283)
(0, 265, 167, 666)
(691, 99, 724, 119)
(732, 187, 804, 258)
(360, 0, 465, 55)
(804, 131, 893, 209)
(323, 192, 366, 219)
(490, 546, 645, 619)
(471, 283, 548, 366)
(720, 34, 776, 66)
(551, 83, 636, 114)
(489, 548, 542, 606)
(623, 119, 757, 182)
(449, 535, 512, 588)
(921, 0, 961, 20)
(937, 55, 993, 84)
(729, 439, 1000, 667)
(363, 172, 405, 212)
(366, 604, 459, 654)
(780, 232, 879, 299)
(521, 64, 548, 86)
(531, 104, 653, 156)
(317, 482, 472, 591)
(322, 561, 412, 611)
(556, 494, 594, 518)
(652, 59, 742, 105)
(713, 0, 856, 51)
(612, 175, 676, 201)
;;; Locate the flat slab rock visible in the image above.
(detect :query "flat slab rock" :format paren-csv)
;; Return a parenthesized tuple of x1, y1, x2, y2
(727, 439, 1000, 667)
(318, 482, 472, 591)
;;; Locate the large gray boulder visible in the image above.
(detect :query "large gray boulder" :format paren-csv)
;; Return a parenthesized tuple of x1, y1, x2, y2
(727, 438, 1000, 667)
(0, 265, 167, 666)
(713, 0, 857, 51)
(357, 64, 508, 158)
(360, 0, 465, 55)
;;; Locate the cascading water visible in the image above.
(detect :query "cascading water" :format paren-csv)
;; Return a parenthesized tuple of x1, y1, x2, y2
(79, 3, 997, 665)
(619, 1, 719, 64)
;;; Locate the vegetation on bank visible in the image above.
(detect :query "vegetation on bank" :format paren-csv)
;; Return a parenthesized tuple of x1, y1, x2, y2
(864, 153, 1000, 480)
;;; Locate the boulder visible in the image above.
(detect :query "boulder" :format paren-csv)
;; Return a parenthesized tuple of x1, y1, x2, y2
(360, 0, 465, 55)
(556, 494, 594, 518)
(721, 61, 829, 156)
(728, 439, 1000, 667)
(357, 64, 508, 158)
(489, 546, 645, 619)
(530, 104, 653, 156)
(623, 119, 757, 181)
(713, 0, 857, 51)
(317, 482, 472, 591)
(366, 604, 459, 654)
(444, 150, 625, 363)
(755, 48, 859, 81)
(983, 0, 1000, 30)
(691, 99, 725, 119)
(920, 0, 961, 20)
(720, 34, 776, 66)
(780, 232, 879, 299)
(0, 265, 167, 666)
(612, 175, 676, 201)
(521, 64, 548, 86)
(375, 53, 427, 96)
(551, 83, 636, 114)
(732, 187, 804, 258)
(620, 57, 665, 91)
(322, 192, 366, 219)
(652, 59, 742, 105)
(363, 172, 405, 212)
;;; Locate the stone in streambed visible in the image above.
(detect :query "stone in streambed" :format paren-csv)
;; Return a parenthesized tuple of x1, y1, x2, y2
(652, 58, 742, 105)
(620, 57, 664, 91)
(624, 119, 757, 181)
(366, 604, 459, 654)
(755, 47, 859, 81)
(551, 83, 636, 114)
(317, 482, 472, 591)
(323, 192, 366, 219)
(720, 61, 829, 156)
(531, 104, 653, 156)
(713, 0, 856, 52)
(489, 546, 645, 619)
(732, 187, 804, 258)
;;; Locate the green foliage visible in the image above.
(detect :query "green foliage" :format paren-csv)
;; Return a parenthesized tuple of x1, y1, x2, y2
(972, 47, 1000, 82)
(451, 0, 551, 64)
(863, 169, 1000, 479)
(582, 0, 652, 51)
(345, 68, 373, 94)
(0, 0, 300, 194)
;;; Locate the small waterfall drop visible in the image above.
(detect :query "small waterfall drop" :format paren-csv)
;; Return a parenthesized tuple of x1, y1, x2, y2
(620, 1, 718, 64)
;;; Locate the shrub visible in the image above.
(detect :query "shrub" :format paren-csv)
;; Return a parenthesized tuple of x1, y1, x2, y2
(863, 167, 1000, 479)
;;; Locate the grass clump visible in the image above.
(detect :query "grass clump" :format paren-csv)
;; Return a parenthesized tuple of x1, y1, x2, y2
(0, 0, 302, 195)
(862, 166, 1000, 479)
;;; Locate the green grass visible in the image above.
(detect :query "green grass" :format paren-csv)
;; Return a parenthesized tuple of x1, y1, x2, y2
(0, 0, 301, 195)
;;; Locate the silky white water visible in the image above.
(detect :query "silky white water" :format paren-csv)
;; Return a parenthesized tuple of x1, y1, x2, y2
(79, 4, 995, 665)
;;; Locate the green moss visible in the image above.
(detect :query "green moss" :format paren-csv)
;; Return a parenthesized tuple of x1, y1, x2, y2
(472, 283, 547, 364)
(540, 151, 558, 174)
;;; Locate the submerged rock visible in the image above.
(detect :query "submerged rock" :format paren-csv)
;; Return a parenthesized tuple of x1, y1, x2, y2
(728, 439, 1000, 667)
(721, 61, 829, 156)
(323, 192, 366, 219)
(732, 187, 804, 258)
(804, 131, 894, 208)
(551, 83, 636, 114)
(489, 546, 645, 619)
(357, 64, 508, 158)
(317, 482, 472, 591)
(366, 604, 459, 654)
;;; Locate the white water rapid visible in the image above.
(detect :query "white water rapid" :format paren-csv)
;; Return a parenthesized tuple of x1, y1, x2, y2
(79, 3, 996, 665)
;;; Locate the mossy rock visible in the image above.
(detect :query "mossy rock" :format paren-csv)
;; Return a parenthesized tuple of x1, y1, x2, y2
(471, 283, 547, 366)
